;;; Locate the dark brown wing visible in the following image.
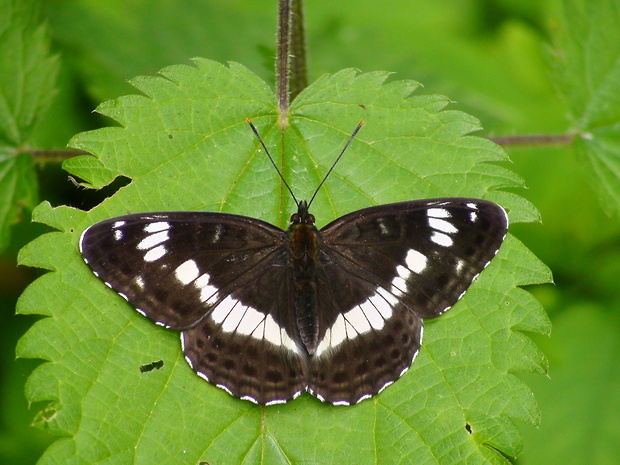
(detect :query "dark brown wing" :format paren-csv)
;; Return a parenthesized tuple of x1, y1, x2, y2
(80, 211, 308, 404)
(308, 198, 508, 404)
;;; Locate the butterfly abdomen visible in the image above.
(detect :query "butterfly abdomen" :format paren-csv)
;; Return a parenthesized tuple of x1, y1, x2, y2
(287, 218, 322, 355)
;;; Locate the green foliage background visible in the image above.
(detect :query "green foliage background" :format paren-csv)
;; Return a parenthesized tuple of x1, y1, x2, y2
(1, 0, 619, 464)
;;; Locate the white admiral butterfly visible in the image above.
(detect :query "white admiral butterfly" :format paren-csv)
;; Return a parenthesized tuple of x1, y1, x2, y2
(80, 121, 508, 405)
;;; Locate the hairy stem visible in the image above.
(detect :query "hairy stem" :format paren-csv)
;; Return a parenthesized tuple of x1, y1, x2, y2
(276, 0, 292, 122)
(276, 0, 307, 126)
(488, 133, 575, 147)
(289, 0, 308, 100)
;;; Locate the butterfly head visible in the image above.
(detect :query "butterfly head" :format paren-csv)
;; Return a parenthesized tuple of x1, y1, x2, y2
(290, 200, 316, 225)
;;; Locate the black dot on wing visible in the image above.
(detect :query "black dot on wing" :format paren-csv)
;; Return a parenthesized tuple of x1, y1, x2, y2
(153, 288, 169, 303)
(242, 363, 257, 376)
(206, 352, 217, 362)
(355, 361, 368, 376)
(390, 348, 400, 360)
(266, 370, 284, 383)
(223, 358, 235, 370)
(383, 333, 395, 346)
(436, 273, 450, 288)
(332, 371, 347, 384)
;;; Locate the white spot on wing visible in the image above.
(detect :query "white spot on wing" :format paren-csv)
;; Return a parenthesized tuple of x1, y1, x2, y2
(143, 245, 167, 262)
(114, 229, 123, 241)
(221, 304, 248, 333)
(137, 230, 169, 250)
(359, 299, 385, 330)
(428, 208, 451, 218)
(195, 273, 218, 304)
(216, 383, 233, 395)
(315, 287, 396, 356)
(328, 314, 347, 347)
(431, 231, 453, 247)
(343, 306, 371, 334)
(377, 221, 389, 235)
(265, 398, 286, 406)
(391, 275, 407, 297)
(209, 296, 302, 354)
(369, 291, 393, 319)
(112, 220, 126, 229)
(144, 222, 170, 233)
(213, 224, 223, 243)
(175, 259, 199, 285)
(378, 380, 394, 394)
(210, 295, 237, 323)
(332, 400, 350, 406)
(236, 308, 265, 335)
(405, 249, 427, 274)
(429, 217, 458, 234)
(134, 276, 145, 289)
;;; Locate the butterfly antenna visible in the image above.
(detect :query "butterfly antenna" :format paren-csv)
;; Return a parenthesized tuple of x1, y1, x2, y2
(246, 118, 299, 205)
(307, 121, 365, 208)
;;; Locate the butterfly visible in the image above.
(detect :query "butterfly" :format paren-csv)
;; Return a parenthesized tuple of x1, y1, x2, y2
(80, 121, 508, 406)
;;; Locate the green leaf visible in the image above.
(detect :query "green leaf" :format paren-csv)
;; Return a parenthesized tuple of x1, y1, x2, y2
(519, 303, 620, 465)
(0, 0, 58, 251)
(0, 153, 38, 251)
(549, 0, 620, 217)
(42, 0, 276, 101)
(18, 59, 550, 464)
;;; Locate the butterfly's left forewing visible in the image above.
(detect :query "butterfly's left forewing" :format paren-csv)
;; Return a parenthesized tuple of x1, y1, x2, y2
(80, 212, 308, 404)
(308, 198, 508, 404)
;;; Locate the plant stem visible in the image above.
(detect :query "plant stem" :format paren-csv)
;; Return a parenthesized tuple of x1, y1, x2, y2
(276, 0, 292, 123)
(276, 0, 307, 126)
(289, 0, 308, 100)
(489, 133, 575, 147)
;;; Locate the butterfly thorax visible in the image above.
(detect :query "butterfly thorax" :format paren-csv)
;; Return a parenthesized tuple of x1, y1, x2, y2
(287, 200, 321, 355)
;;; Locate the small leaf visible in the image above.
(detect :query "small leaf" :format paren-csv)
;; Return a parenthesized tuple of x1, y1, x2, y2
(18, 59, 550, 464)
(549, 0, 620, 216)
(0, 0, 59, 251)
(0, 153, 37, 250)
(520, 304, 620, 465)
